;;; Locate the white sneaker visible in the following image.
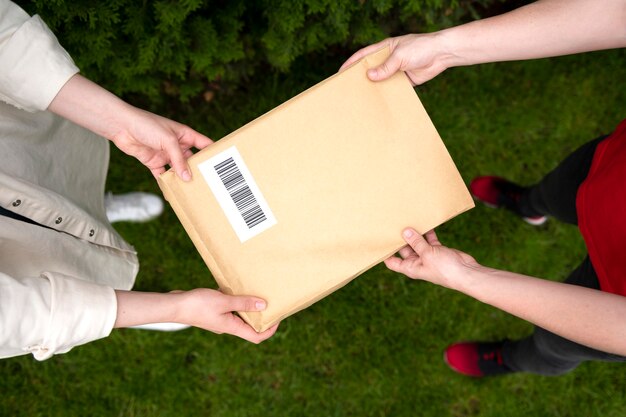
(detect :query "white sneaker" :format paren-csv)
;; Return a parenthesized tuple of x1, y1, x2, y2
(127, 322, 191, 331)
(105, 192, 164, 223)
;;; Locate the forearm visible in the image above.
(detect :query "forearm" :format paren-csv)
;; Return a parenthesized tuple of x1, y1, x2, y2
(114, 290, 185, 328)
(48, 73, 136, 141)
(454, 266, 626, 355)
(439, 0, 626, 68)
(47, 73, 210, 180)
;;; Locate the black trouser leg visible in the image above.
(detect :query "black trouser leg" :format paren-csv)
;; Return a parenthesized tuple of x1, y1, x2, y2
(518, 135, 608, 225)
(502, 257, 626, 375)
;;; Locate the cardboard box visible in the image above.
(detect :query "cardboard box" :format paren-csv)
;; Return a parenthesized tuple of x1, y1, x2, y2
(158, 47, 474, 332)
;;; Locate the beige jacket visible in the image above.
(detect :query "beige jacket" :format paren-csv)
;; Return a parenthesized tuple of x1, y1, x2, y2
(0, 0, 138, 360)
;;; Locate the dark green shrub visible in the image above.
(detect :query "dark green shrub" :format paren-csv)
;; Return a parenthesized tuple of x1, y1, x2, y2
(18, 0, 506, 106)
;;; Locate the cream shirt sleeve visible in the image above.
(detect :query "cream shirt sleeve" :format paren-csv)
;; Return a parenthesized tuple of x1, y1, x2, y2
(0, 0, 79, 111)
(0, 271, 118, 360)
(0, 2, 120, 360)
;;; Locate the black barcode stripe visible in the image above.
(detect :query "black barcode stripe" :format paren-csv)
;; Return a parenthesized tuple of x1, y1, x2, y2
(214, 157, 267, 229)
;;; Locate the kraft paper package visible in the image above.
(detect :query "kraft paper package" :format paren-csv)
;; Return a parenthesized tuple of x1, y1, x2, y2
(158, 46, 474, 332)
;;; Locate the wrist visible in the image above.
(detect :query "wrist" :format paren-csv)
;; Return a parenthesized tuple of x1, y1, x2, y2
(445, 262, 490, 293)
(99, 98, 139, 142)
(168, 291, 192, 325)
(455, 264, 500, 303)
(436, 26, 472, 69)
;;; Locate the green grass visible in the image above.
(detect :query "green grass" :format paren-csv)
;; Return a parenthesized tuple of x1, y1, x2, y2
(2, 49, 626, 416)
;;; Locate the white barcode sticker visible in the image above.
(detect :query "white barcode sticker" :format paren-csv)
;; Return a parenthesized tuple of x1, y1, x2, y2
(198, 146, 277, 242)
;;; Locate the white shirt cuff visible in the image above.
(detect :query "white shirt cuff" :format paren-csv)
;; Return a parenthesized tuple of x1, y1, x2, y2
(0, 15, 79, 112)
(26, 272, 117, 361)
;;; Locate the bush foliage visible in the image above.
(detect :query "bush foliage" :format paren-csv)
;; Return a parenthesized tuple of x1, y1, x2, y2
(19, 0, 504, 105)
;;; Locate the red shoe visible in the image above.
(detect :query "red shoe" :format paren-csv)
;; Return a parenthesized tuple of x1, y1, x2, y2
(444, 341, 515, 377)
(470, 176, 548, 226)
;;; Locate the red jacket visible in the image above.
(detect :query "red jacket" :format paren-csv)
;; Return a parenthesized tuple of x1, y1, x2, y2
(577, 119, 626, 296)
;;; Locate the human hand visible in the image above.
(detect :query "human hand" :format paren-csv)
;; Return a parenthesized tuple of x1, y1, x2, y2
(111, 107, 212, 181)
(177, 288, 279, 344)
(48, 74, 212, 182)
(384, 228, 480, 288)
(339, 33, 454, 85)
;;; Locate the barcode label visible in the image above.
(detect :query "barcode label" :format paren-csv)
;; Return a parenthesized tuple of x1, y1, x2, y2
(198, 146, 276, 242)
(214, 157, 267, 228)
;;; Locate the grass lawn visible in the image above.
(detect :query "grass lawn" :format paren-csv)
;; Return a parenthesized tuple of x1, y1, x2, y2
(1, 48, 625, 416)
